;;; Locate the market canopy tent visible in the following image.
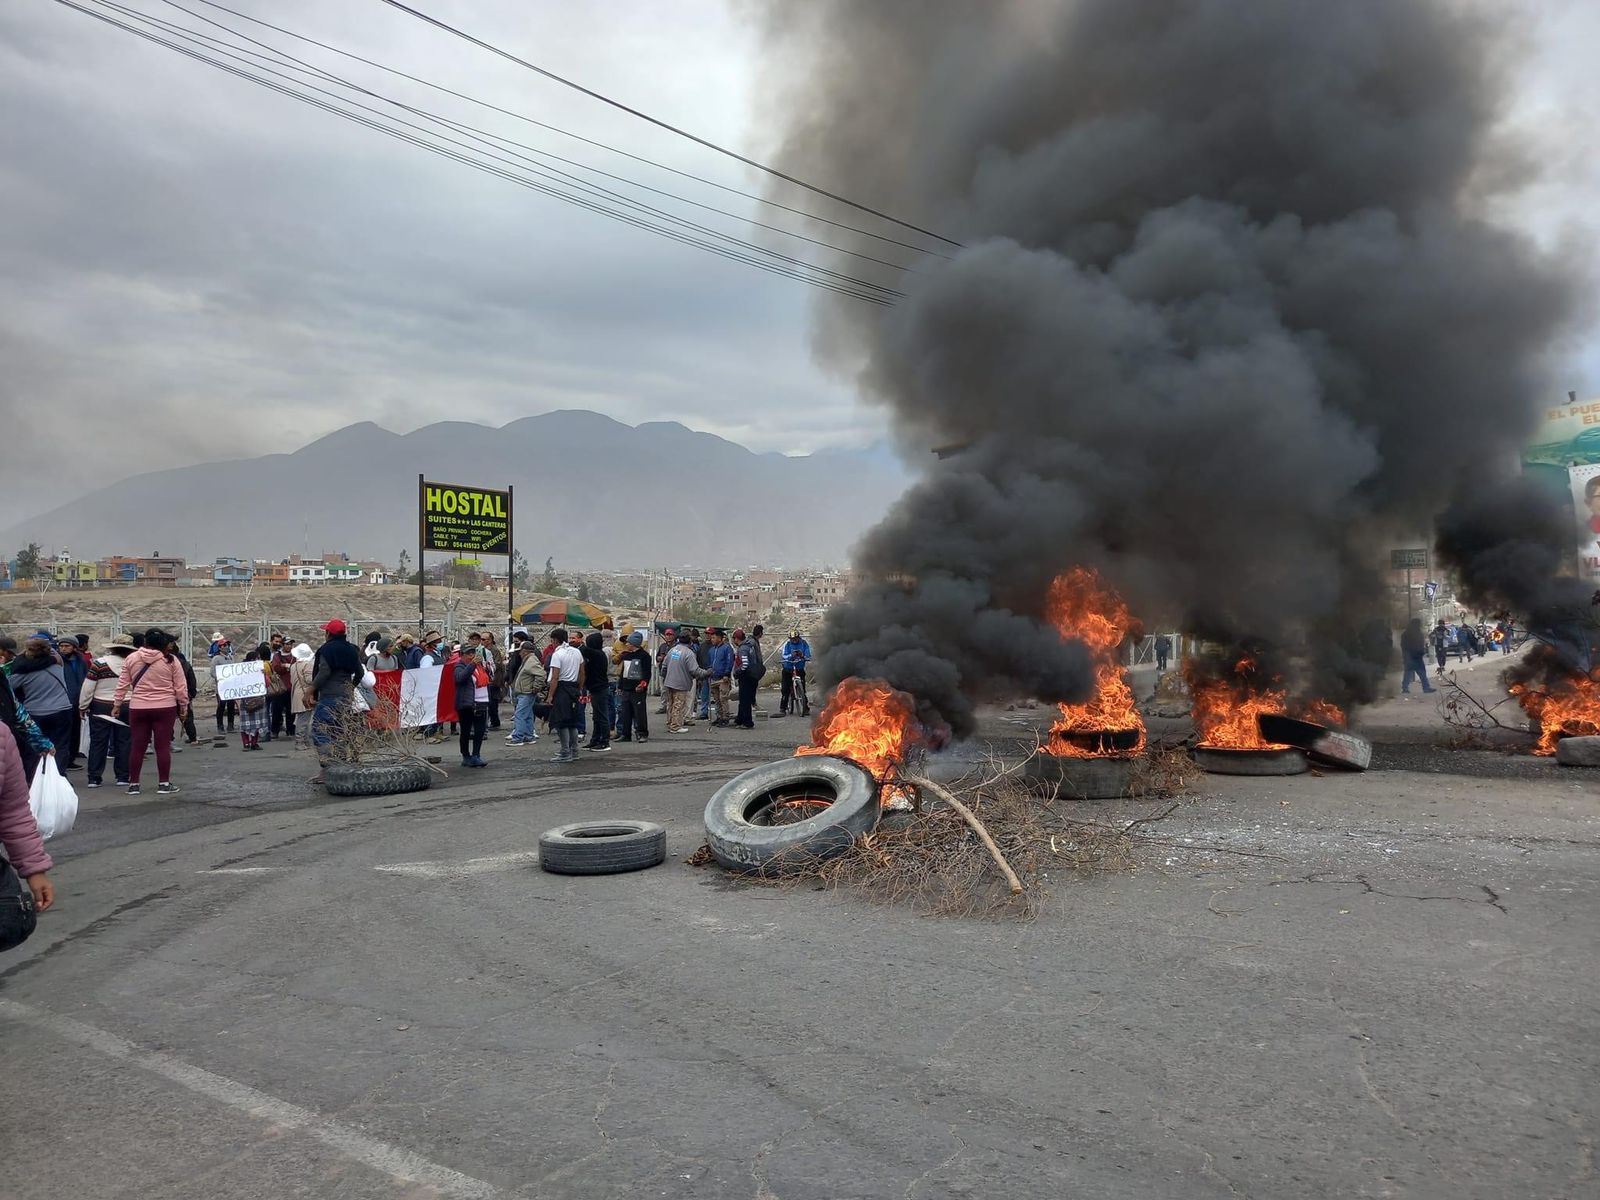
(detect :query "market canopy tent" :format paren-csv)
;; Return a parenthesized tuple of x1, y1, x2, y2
(515, 599, 615, 630)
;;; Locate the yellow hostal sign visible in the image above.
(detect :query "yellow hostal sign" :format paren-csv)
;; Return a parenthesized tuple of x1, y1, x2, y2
(421, 481, 510, 555)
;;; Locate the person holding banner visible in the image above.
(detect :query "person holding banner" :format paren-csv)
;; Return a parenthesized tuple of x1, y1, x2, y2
(112, 628, 190, 796)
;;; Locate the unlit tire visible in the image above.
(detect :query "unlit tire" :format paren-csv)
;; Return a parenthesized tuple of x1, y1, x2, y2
(539, 821, 667, 875)
(1308, 730, 1372, 771)
(1024, 754, 1136, 799)
(1556, 736, 1600, 767)
(323, 760, 434, 797)
(704, 756, 878, 872)
(1192, 746, 1309, 776)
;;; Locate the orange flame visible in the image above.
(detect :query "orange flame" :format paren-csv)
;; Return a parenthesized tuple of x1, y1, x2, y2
(1510, 670, 1600, 755)
(796, 676, 924, 781)
(1294, 698, 1347, 728)
(1044, 567, 1147, 757)
(1188, 656, 1290, 749)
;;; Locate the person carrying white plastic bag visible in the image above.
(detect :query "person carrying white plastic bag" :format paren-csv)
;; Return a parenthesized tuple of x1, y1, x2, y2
(28, 754, 78, 840)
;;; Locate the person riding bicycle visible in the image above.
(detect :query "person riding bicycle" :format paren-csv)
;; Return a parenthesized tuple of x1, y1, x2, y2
(778, 630, 812, 717)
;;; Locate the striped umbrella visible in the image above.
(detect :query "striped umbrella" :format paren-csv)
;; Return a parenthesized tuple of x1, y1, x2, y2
(514, 599, 615, 629)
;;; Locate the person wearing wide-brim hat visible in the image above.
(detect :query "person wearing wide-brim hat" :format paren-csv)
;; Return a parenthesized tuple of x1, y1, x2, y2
(80, 634, 136, 788)
(288, 643, 317, 729)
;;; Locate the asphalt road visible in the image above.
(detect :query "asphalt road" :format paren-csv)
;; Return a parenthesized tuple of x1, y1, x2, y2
(3, 684, 1597, 1199)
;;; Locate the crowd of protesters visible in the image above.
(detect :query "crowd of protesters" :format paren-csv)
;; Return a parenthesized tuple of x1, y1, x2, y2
(0, 618, 817, 794)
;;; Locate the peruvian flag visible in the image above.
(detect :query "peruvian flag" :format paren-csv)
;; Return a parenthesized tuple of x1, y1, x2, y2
(371, 666, 458, 729)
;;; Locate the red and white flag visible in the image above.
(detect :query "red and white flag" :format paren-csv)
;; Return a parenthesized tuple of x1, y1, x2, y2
(371, 666, 458, 729)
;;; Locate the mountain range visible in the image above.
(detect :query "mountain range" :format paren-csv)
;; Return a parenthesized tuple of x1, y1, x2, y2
(1, 411, 912, 570)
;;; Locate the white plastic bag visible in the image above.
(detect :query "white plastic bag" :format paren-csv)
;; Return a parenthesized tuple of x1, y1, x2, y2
(28, 756, 79, 841)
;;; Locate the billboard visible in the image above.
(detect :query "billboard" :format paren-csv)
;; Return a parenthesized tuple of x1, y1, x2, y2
(1523, 396, 1600, 468)
(1571, 463, 1600, 584)
(420, 481, 510, 555)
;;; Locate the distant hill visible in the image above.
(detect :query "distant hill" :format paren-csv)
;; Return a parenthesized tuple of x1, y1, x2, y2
(0, 411, 910, 570)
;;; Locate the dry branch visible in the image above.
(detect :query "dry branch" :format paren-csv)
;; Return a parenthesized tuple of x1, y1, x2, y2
(903, 773, 1024, 895)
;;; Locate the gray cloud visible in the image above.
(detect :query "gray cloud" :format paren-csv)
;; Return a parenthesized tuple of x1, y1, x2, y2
(0, 0, 877, 521)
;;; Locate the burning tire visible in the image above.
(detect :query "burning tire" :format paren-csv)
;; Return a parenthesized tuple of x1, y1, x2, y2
(1307, 730, 1372, 771)
(539, 821, 668, 875)
(704, 756, 879, 872)
(1192, 746, 1309, 776)
(1255, 713, 1371, 771)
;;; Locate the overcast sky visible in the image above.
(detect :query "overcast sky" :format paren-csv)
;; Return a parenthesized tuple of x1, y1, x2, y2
(2, 0, 1597, 526)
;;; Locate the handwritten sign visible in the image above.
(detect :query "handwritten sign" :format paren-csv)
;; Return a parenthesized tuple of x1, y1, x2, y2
(215, 661, 267, 702)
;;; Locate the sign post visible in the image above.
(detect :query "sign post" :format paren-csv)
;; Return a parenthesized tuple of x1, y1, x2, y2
(1391, 547, 1429, 618)
(418, 478, 514, 640)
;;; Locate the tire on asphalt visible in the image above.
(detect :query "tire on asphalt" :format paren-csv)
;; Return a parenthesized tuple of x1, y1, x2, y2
(1307, 730, 1373, 771)
(703, 756, 879, 873)
(1256, 714, 1328, 750)
(1023, 754, 1136, 799)
(539, 821, 667, 875)
(323, 759, 434, 797)
(1192, 746, 1309, 776)
(1555, 735, 1600, 767)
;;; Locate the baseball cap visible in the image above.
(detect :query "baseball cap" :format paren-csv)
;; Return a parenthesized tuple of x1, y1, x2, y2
(321, 618, 347, 634)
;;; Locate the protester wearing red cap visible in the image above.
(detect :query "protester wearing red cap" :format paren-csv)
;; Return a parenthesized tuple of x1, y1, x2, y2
(306, 618, 363, 784)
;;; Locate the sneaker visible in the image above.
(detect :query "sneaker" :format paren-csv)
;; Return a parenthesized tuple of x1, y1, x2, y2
(158, 782, 179, 794)
(87, 780, 102, 789)
(591, 744, 610, 752)
(471, 756, 488, 768)
(462, 756, 475, 768)
(672, 727, 690, 734)
(115, 779, 129, 787)
(773, 711, 786, 719)
(126, 784, 141, 796)
(616, 735, 633, 743)
(506, 738, 527, 746)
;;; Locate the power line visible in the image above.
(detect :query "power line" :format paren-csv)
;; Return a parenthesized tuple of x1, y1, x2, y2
(177, 0, 949, 259)
(143, 0, 924, 276)
(101, 0, 902, 299)
(54, 0, 899, 305)
(374, 0, 963, 249)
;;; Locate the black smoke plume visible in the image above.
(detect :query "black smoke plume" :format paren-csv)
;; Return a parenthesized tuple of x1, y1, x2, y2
(759, 0, 1580, 736)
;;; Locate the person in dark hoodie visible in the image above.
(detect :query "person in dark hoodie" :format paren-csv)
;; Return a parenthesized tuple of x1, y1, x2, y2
(582, 631, 612, 752)
(615, 631, 651, 743)
(307, 619, 364, 783)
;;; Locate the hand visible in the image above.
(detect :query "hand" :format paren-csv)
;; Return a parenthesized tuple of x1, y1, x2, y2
(26, 873, 53, 912)
(112, 705, 124, 719)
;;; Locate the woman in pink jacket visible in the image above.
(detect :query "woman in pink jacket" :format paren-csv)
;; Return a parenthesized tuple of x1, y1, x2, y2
(112, 627, 190, 796)
(0, 721, 54, 922)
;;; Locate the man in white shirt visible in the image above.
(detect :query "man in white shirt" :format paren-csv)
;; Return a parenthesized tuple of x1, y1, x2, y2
(543, 628, 586, 763)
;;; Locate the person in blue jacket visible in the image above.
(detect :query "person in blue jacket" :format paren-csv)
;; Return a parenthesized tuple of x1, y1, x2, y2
(777, 630, 812, 718)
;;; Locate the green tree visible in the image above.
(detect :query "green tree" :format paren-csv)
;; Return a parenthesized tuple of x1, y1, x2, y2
(672, 603, 721, 628)
(540, 556, 567, 597)
(14, 542, 41, 581)
(511, 549, 531, 590)
(576, 578, 591, 602)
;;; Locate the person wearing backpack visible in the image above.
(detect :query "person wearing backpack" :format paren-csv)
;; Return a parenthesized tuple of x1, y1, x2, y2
(731, 628, 764, 730)
(112, 627, 191, 796)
